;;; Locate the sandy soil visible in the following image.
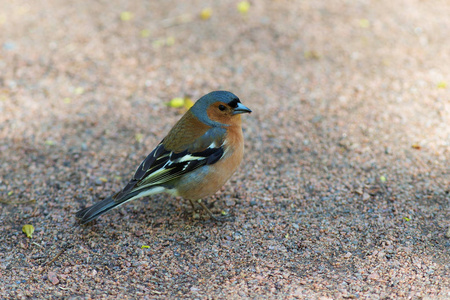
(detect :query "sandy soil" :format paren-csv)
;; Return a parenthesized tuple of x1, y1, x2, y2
(1, 0, 449, 299)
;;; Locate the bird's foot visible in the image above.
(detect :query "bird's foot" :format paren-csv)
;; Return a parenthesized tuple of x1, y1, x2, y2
(189, 199, 232, 222)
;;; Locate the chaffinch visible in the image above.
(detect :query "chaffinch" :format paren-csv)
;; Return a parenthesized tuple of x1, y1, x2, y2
(76, 91, 251, 224)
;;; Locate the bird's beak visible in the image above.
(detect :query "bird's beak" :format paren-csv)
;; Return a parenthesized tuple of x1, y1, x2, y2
(233, 103, 252, 115)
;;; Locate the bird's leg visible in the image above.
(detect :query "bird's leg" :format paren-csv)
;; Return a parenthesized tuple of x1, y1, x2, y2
(189, 199, 201, 220)
(188, 199, 196, 210)
(196, 199, 228, 221)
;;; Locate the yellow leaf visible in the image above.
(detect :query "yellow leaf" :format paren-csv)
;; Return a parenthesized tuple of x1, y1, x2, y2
(140, 29, 151, 38)
(99, 177, 108, 183)
(8, 191, 13, 196)
(379, 175, 387, 182)
(358, 19, 370, 28)
(135, 133, 143, 143)
(403, 217, 410, 221)
(141, 245, 150, 249)
(437, 81, 447, 89)
(221, 210, 228, 216)
(45, 140, 56, 146)
(22, 224, 35, 238)
(74, 87, 84, 95)
(167, 97, 194, 110)
(304, 50, 321, 60)
(183, 97, 194, 110)
(167, 97, 185, 108)
(120, 11, 133, 21)
(237, 1, 250, 14)
(166, 36, 175, 46)
(200, 8, 212, 20)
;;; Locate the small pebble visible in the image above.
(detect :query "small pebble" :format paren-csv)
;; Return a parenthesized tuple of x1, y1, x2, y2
(94, 179, 102, 185)
(48, 271, 59, 285)
(368, 272, 380, 281)
(3, 42, 16, 50)
(362, 192, 371, 201)
(225, 199, 236, 206)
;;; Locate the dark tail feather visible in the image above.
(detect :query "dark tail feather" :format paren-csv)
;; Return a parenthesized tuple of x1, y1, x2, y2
(75, 188, 150, 224)
(76, 184, 165, 224)
(75, 196, 121, 224)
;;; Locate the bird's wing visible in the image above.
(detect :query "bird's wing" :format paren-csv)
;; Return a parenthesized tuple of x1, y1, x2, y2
(113, 127, 227, 201)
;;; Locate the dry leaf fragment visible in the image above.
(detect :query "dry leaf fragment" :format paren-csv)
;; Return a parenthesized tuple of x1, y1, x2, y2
(437, 81, 447, 89)
(120, 11, 133, 21)
(166, 36, 175, 46)
(74, 87, 84, 95)
(353, 187, 363, 195)
(366, 185, 381, 195)
(358, 19, 370, 28)
(200, 8, 212, 20)
(183, 97, 194, 109)
(135, 133, 143, 143)
(237, 1, 250, 14)
(167, 97, 193, 110)
(22, 224, 35, 238)
(304, 50, 321, 60)
(45, 140, 56, 146)
(168, 97, 185, 108)
(140, 29, 150, 38)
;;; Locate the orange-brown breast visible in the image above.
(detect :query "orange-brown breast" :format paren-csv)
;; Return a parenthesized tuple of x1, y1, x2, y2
(175, 124, 244, 200)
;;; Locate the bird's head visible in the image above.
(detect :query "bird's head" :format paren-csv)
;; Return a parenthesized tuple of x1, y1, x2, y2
(191, 91, 252, 127)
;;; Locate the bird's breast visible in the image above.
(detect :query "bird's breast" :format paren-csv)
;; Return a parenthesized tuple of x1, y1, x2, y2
(174, 126, 244, 200)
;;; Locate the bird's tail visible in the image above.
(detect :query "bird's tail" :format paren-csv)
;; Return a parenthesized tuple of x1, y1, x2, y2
(75, 185, 167, 224)
(75, 196, 122, 224)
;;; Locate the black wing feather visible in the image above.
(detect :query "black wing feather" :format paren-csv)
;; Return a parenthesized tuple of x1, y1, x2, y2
(134, 146, 224, 190)
(133, 143, 168, 180)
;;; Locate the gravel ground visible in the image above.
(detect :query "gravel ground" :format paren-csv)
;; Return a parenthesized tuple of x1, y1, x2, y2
(1, 0, 449, 299)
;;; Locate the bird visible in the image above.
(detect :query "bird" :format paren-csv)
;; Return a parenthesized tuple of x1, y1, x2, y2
(75, 91, 251, 224)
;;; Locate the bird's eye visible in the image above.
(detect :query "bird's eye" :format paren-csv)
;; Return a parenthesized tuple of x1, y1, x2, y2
(218, 105, 226, 111)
